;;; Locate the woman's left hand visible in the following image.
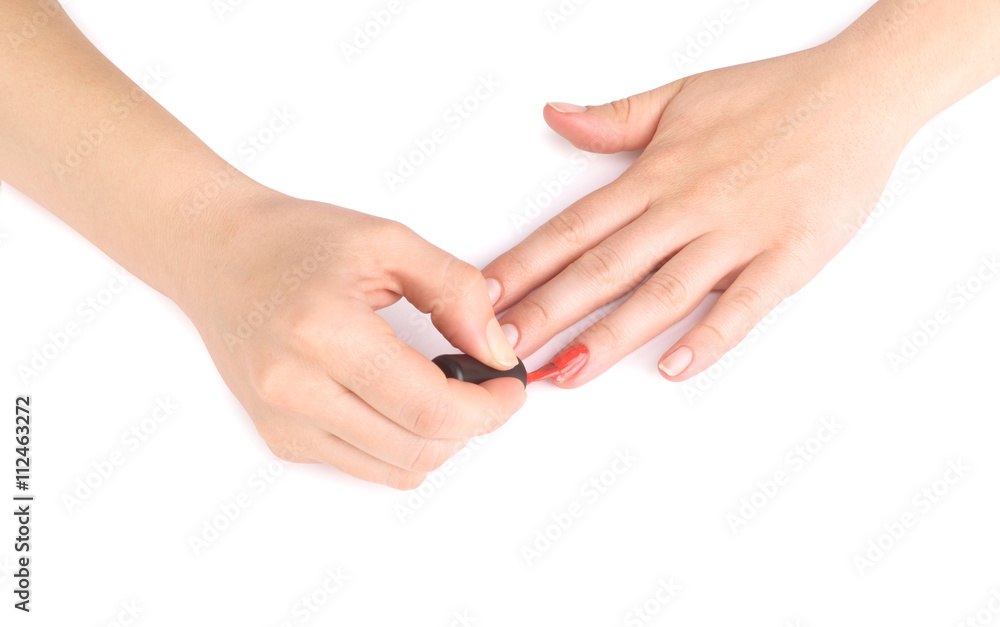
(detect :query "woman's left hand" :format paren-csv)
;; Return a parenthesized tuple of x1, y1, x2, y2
(483, 44, 916, 385)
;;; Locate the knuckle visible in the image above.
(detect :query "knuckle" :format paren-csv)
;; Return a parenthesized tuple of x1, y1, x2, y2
(546, 208, 588, 247)
(608, 97, 633, 126)
(642, 271, 688, 312)
(513, 296, 555, 331)
(766, 246, 818, 293)
(626, 157, 670, 189)
(575, 246, 627, 288)
(586, 318, 629, 353)
(375, 218, 414, 242)
(439, 257, 485, 307)
(724, 284, 766, 320)
(493, 249, 534, 285)
(288, 314, 334, 354)
(406, 438, 452, 473)
(408, 392, 455, 439)
(780, 218, 821, 251)
(775, 242, 813, 271)
(697, 321, 729, 348)
(623, 158, 658, 185)
(251, 363, 292, 409)
(685, 174, 725, 204)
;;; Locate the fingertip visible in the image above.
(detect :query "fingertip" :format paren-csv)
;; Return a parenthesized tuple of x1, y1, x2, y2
(430, 275, 516, 371)
(486, 277, 502, 307)
(544, 344, 594, 389)
(543, 103, 597, 151)
(551, 365, 596, 389)
(501, 323, 519, 350)
(483, 262, 528, 313)
(480, 376, 528, 414)
(546, 102, 589, 114)
(485, 318, 520, 370)
(552, 375, 587, 391)
(658, 346, 695, 380)
(389, 470, 428, 491)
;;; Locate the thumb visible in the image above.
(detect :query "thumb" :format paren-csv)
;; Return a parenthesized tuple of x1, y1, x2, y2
(543, 79, 686, 154)
(388, 226, 519, 372)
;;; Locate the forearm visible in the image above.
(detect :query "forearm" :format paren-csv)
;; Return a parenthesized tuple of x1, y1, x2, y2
(828, 0, 1000, 137)
(0, 0, 266, 305)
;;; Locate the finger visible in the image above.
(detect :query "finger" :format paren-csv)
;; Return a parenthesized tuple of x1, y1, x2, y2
(552, 234, 748, 387)
(657, 252, 806, 382)
(497, 211, 696, 356)
(381, 222, 518, 371)
(255, 410, 425, 489)
(543, 79, 687, 153)
(271, 373, 472, 474)
(326, 307, 527, 440)
(308, 426, 428, 490)
(483, 177, 649, 312)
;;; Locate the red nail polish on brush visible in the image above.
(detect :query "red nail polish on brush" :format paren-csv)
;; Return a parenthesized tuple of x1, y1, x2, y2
(433, 345, 590, 387)
(525, 345, 589, 384)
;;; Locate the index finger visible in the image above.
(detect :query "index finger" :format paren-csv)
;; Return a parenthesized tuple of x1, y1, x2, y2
(483, 177, 648, 311)
(329, 310, 526, 440)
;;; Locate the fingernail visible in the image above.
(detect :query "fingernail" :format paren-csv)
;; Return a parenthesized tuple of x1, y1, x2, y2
(555, 346, 589, 383)
(659, 347, 694, 377)
(486, 318, 519, 369)
(547, 102, 588, 114)
(486, 278, 502, 306)
(501, 323, 518, 348)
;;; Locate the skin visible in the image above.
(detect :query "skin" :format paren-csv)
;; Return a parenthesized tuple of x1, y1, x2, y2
(0, 0, 523, 490)
(1, 1, 997, 487)
(485, 0, 1000, 387)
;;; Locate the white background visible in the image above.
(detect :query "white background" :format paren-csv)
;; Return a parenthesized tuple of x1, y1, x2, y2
(2, 0, 1000, 625)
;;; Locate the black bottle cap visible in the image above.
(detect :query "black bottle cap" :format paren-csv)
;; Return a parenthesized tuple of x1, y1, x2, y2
(433, 354, 527, 387)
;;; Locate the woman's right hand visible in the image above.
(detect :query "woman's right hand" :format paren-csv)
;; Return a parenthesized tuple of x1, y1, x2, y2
(180, 190, 525, 489)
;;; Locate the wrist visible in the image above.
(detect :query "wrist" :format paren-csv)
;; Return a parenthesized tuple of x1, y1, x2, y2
(151, 157, 283, 316)
(815, 35, 933, 151)
(822, 0, 1000, 144)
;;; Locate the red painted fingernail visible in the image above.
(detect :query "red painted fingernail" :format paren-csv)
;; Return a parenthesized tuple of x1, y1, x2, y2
(526, 345, 590, 384)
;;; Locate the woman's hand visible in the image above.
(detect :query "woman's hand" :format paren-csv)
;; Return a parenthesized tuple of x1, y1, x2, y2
(182, 191, 525, 489)
(484, 43, 920, 386)
(0, 0, 525, 490)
